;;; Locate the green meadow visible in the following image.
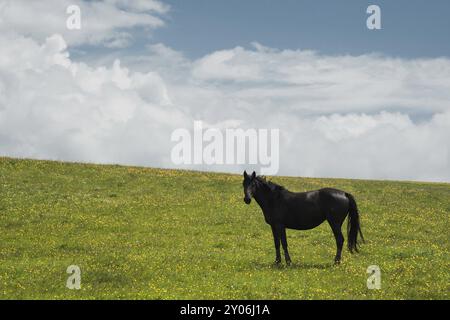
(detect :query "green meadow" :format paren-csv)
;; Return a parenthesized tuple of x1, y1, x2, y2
(0, 157, 448, 299)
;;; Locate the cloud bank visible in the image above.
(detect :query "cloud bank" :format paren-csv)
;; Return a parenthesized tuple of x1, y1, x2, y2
(0, 2, 449, 182)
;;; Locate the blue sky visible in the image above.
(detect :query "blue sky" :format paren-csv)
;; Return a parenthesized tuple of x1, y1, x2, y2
(149, 0, 450, 59)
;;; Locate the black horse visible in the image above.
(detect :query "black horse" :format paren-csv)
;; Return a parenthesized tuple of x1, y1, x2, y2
(242, 171, 364, 265)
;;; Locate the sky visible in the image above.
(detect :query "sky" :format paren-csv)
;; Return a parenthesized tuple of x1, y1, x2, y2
(0, 0, 449, 182)
(153, 0, 450, 59)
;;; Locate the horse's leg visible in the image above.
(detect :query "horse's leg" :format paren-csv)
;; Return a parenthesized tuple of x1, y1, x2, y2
(271, 225, 281, 264)
(327, 219, 344, 265)
(279, 226, 292, 265)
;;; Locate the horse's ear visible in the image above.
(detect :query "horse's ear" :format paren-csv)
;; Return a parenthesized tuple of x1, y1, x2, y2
(251, 171, 256, 179)
(243, 170, 248, 178)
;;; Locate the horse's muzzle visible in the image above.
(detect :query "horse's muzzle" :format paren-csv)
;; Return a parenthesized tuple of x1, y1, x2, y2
(244, 197, 251, 205)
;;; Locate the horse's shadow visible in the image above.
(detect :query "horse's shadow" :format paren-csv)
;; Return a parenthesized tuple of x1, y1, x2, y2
(251, 261, 333, 270)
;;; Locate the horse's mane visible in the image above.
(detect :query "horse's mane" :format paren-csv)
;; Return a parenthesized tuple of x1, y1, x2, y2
(255, 176, 286, 193)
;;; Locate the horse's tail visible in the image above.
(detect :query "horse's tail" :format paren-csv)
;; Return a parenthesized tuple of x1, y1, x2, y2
(345, 192, 364, 253)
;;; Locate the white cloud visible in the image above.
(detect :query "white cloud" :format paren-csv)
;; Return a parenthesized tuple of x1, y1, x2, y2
(0, 33, 449, 182)
(0, 34, 187, 168)
(0, 0, 168, 47)
(189, 44, 450, 115)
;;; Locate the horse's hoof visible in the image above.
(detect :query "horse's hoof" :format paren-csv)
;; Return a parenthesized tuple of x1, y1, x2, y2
(286, 260, 292, 266)
(274, 260, 281, 265)
(334, 260, 341, 266)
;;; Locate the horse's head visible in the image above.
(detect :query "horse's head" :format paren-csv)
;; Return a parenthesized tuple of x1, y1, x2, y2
(242, 170, 256, 204)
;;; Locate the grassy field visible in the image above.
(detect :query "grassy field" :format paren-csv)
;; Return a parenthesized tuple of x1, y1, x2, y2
(0, 157, 448, 299)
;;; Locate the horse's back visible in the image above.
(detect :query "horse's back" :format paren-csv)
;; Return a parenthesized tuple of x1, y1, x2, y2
(287, 187, 349, 217)
(318, 187, 348, 199)
(288, 188, 347, 204)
